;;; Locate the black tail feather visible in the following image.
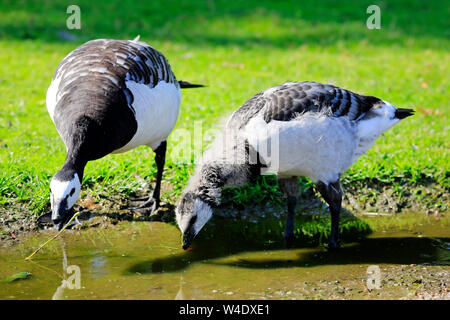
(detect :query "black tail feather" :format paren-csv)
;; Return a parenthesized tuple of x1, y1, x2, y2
(178, 81, 205, 89)
(395, 108, 415, 119)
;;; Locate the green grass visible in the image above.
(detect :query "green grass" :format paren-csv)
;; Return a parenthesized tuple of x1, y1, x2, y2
(0, 0, 448, 214)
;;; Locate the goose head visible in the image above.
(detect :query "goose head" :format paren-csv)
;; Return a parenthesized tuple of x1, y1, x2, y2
(50, 170, 81, 230)
(176, 191, 214, 250)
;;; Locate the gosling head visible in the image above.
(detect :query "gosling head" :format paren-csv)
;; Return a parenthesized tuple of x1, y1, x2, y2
(50, 170, 81, 230)
(358, 101, 414, 139)
(176, 191, 213, 250)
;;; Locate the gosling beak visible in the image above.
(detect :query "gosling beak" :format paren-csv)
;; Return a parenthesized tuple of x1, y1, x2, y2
(182, 229, 195, 250)
(395, 108, 415, 119)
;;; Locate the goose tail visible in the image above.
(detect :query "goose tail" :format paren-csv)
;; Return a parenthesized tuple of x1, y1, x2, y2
(395, 108, 415, 119)
(178, 81, 205, 89)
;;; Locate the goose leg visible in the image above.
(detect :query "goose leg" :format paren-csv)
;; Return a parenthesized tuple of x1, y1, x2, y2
(129, 141, 166, 214)
(278, 177, 299, 247)
(316, 180, 342, 250)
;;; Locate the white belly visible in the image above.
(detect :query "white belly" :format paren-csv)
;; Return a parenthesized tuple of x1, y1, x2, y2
(243, 113, 359, 183)
(113, 81, 181, 153)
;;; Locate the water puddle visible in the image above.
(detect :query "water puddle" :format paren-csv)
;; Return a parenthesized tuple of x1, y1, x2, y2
(0, 213, 448, 299)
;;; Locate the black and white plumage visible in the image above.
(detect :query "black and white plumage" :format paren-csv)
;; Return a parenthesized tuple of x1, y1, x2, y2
(229, 81, 382, 127)
(176, 81, 414, 250)
(46, 37, 202, 229)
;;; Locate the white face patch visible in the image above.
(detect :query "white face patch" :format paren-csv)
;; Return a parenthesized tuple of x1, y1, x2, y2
(175, 207, 188, 233)
(50, 173, 81, 219)
(176, 197, 213, 237)
(357, 103, 400, 141)
(192, 199, 213, 236)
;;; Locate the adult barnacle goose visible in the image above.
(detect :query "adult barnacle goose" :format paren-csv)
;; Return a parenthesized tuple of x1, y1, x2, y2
(46, 37, 203, 230)
(176, 81, 414, 250)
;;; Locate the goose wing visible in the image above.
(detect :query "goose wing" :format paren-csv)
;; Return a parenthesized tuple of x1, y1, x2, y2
(47, 39, 179, 157)
(228, 81, 382, 129)
(51, 39, 178, 108)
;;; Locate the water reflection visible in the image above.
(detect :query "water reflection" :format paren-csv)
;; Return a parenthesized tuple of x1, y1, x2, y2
(174, 275, 208, 300)
(48, 243, 82, 300)
(91, 252, 108, 279)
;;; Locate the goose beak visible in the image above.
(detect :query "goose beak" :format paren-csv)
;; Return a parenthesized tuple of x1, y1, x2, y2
(53, 215, 69, 231)
(55, 215, 72, 231)
(182, 229, 195, 250)
(395, 108, 415, 119)
(52, 204, 66, 228)
(52, 205, 74, 231)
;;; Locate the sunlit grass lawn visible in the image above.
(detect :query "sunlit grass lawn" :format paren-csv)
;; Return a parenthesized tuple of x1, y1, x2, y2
(0, 0, 448, 214)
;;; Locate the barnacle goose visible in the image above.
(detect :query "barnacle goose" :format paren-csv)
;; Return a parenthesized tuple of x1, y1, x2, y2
(176, 81, 414, 250)
(46, 37, 203, 230)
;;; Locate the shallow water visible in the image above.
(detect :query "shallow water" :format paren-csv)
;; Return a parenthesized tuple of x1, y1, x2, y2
(0, 213, 448, 300)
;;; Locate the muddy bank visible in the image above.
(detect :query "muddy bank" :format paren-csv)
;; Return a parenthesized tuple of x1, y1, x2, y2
(251, 264, 449, 300)
(343, 180, 448, 215)
(1, 180, 448, 246)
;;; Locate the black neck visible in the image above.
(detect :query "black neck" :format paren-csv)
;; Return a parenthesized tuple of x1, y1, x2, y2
(195, 164, 224, 207)
(196, 161, 261, 207)
(59, 149, 87, 182)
